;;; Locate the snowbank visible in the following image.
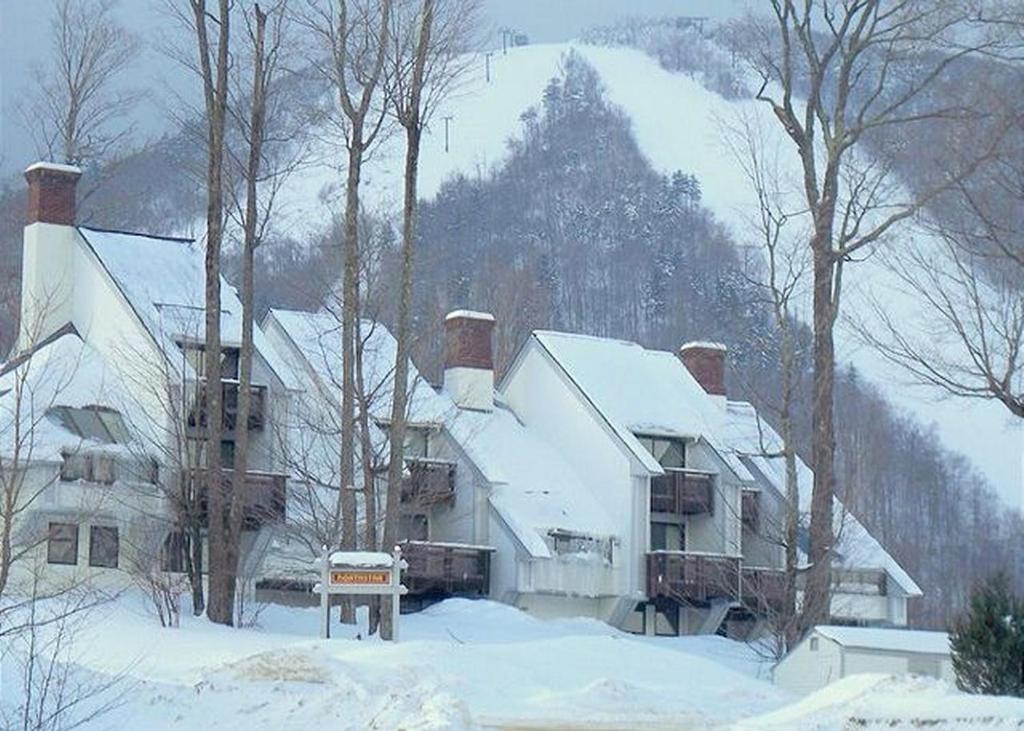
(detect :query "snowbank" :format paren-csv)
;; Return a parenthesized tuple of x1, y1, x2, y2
(734, 673, 1024, 730)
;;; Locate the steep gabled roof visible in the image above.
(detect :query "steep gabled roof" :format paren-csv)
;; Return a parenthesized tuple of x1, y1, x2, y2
(77, 227, 298, 390)
(526, 330, 752, 480)
(264, 308, 450, 424)
(448, 397, 618, 559)
(723, 400, 922, 597)
(0, 329, 134, 461)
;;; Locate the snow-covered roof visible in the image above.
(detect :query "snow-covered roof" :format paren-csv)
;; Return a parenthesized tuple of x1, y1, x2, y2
(447, 397, 617, 559)
(0, 329, 140, 461)
(328, 551, 393, 568)
(445, 310, 494, 322)
(529, 331, 752, 480)
(815, 626, 950, 656)
(265, 308, 451, 425)
(78, 227, 298, 391)
(723, 401, 922, 597)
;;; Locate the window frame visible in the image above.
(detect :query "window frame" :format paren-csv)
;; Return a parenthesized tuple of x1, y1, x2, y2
(88, 525, 119, 569)
(47, 522, 79, 565)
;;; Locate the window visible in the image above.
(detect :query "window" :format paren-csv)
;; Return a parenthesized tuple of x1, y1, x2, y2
(220, 440, 236, 469)
(809, 636, 819, 652)
(161, 531, 186, 573)
(220, 348, 240, 380)
(548, 530, 613, 562)
(637, 435, 686, 469)
(89, 526, 119, 568)
(47, 522, 79, 565)
(59, 451, 90, 481)
(650, 521, 684, 551)
(399, 514, 429, 541)
(403, 426, 430, 460)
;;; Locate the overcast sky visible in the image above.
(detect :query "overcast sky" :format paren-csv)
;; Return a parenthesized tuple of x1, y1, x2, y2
(0, 0, 742, 177)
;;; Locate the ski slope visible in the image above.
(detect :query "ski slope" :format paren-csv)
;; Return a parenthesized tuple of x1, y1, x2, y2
(277, 42, 1021, 509)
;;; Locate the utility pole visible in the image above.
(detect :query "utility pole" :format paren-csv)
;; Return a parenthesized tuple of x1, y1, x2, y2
(485, 51, 493, 83)
(442, 115, 453, 153)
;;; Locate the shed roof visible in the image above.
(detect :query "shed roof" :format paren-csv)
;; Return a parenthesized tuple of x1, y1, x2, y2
(816, 625, 950, 656)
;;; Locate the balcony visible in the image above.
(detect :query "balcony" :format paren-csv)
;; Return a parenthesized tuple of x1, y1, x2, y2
(742, 566, 788, 614)
(187, 381, 267, 435)
(196, 468, 286, 529)
(646, 551, 739, 604)
(399, 540, 493, 596)
(741, 489, 760, 530)
(400, 458, 456, 511)
(650, 469, 714, 515)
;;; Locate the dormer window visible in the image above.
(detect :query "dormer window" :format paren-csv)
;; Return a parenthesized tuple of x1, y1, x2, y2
(637, 435, 686, 469)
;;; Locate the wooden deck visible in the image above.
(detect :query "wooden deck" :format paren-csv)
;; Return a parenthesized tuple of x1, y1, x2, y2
(650, 469, 714, 515)
(196, 468, 287, 528)
(646, 551, 739, 604)
(741, 566, 787, 614)
(400, 540, 494, 597)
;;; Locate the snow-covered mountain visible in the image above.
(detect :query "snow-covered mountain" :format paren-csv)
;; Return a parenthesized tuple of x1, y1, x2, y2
(275, 42, 1020, 509)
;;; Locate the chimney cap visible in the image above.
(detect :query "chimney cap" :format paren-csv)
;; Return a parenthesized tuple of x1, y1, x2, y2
(445, 309, 495, 323)
(24, 161, 83, 177)
(680, 340, 727, 353)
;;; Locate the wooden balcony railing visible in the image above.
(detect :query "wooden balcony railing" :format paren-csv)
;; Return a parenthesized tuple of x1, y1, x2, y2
(646, 551, 739, 604)
(187, 381, 267, 435)
(400, 459, 456, 511)
(742, 566, 787, 614)
(399, 540, 494, 597)
(196, 468, 286, 529)
(650, 469, 714, 515)
(741, 489, 760, 530)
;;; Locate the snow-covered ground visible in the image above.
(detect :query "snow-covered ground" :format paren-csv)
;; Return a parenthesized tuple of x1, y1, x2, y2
(277, 41, 1021, 510)
(3, 595, 1023, 730)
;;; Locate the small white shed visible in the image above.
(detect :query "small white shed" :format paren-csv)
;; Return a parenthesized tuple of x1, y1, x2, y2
(773, 625, 955, 695)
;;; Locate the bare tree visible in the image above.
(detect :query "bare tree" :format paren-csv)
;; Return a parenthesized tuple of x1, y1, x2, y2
(187, 0, 233, 625)
(726, 110, 809, 648)
(858, 167, 1023, 419)
(299, 0, 393, 624)
(381, 0, 480, 641)
(22, 0, 141, 165)
(729, 0, 1001, 629)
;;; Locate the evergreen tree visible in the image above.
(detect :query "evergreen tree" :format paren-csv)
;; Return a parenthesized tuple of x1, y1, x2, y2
(950, 573, 1024, 697)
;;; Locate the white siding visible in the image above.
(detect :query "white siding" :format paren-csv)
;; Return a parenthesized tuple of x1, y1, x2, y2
(773, 633, 844, 695)
(502, 343, 638, 595)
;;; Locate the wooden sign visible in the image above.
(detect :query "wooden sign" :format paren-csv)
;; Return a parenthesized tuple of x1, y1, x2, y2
(330, 569, 390, 586)
(316, 546, 409, 641)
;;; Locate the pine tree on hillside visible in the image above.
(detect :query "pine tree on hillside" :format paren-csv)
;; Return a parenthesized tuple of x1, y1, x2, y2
(950, 573, 1024, 698)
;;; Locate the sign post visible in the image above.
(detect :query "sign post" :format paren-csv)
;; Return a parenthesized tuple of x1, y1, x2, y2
(314, 545, 409, 641)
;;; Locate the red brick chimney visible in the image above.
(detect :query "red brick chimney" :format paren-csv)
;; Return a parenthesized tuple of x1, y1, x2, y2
(25, 162, 81, 225)
(444, 310, 495, 411)
(679, 341, 727, 405)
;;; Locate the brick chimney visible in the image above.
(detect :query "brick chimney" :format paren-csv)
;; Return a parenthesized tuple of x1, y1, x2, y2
(20, 162, 82, 349)
(679, 341, 727, 410)
(443, 310, 495, 411)
(25, 162, 81, 225)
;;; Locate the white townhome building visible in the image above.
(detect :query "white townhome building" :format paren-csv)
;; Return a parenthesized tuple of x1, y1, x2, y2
(263, 299, 919, 636)
(2, 162, 296, 595)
